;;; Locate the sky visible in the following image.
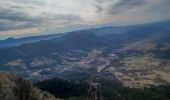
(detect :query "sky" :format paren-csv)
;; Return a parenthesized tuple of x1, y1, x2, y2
(0, 0, 170, 39)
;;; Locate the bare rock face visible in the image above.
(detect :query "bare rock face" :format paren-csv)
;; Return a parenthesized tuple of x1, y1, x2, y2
(0, 72, 59, 100)
(88, 82, 103, 100)
(29, 87, 59, 100)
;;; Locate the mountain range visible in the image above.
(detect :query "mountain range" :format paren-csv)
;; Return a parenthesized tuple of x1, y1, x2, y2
(0, 33, 65, 48)
(0, 20, 170, 88)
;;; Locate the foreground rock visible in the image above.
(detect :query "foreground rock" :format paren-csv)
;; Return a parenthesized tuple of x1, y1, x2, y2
(0, 72, 59, 100)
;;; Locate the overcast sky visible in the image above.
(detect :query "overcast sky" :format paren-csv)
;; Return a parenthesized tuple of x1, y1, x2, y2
(0, 0, 170, 39)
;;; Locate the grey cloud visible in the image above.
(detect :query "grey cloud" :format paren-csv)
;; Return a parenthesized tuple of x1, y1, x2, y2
(148, 0, 170, 13)
(93, 0, 145, 15)
(6, 0, 46, 6)
(41, 12, 81, 21)
(106, 0, 170, 21)
(91, 0, 170, 26)
(0, 8, 40, 31)
(115, 0, 145, 6)
(108, 0, 145, 15)
(0, 1, 82, 31)
(0, 0, 170, 38)
(95, 4, 103, 13)
(0, 9, 33, 22)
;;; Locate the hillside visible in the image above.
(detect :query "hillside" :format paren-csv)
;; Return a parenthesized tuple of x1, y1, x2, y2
(0, 72, 59, 100)
(0, 72, 170, 100)
(35, 77, 170, 100)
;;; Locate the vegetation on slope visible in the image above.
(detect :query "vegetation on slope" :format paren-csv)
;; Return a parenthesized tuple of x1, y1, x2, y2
(35, 77, 170, 100)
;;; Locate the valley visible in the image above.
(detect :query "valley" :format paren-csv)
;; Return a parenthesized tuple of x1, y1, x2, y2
(0, 21, 170, 88)
(1, 0, 170, 99)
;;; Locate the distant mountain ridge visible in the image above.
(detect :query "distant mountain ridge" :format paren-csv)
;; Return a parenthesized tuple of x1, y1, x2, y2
(0, 33, 65, 48)
(0, 20, 170, 87)
(1, 20, 170, 49)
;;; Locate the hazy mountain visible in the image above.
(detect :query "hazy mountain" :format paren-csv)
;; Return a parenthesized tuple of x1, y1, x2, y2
(0, 33, 65, 48)
(0, 20, 170, 87)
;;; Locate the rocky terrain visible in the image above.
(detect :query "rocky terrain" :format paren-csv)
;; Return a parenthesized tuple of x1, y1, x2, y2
(0, 72, 59, 100)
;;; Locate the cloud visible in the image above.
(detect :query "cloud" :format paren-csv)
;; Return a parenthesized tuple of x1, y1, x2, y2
(0, 0, 170, 38)
(116, 0, 144, 6)
(104, 0, 170, 25)
(0, 28, 43, 39)
(108, 0, 145, 14)
(0, 0, 83, 33)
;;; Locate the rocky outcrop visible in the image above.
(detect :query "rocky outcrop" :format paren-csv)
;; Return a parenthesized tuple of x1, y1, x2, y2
(88, 82, 103, 100)
(0, 72, 59, 100)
